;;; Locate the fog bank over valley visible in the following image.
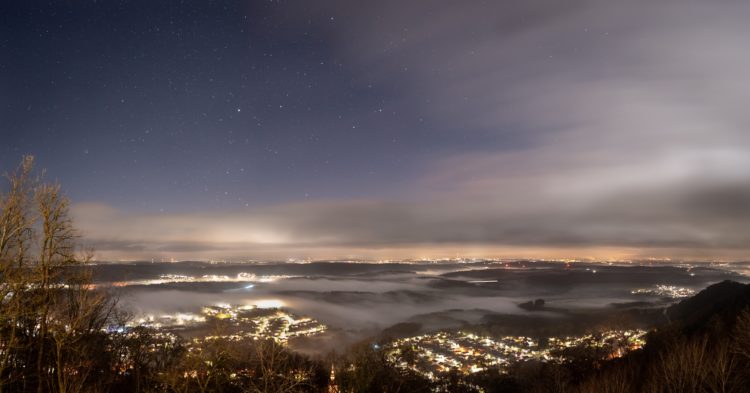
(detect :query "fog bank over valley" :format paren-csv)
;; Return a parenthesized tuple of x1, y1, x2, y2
(87, 260, 749, 348)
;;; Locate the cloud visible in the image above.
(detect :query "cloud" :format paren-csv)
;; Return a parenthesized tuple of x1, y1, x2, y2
(72, 177, 750, 261)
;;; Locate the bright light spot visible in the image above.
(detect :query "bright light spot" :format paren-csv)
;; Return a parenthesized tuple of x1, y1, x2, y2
(253, 299, 284, 309)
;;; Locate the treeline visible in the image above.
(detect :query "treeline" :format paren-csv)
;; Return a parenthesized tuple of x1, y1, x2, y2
(569, 281, 750, 393)
(2, 156, 750, 393)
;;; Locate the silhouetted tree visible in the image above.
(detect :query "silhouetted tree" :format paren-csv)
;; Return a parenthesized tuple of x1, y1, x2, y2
(0, 156, 117, 393)
(334, 341, 432, 393)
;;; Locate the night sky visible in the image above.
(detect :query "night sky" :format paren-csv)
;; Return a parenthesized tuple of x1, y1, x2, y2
(2, 1, 750, 261)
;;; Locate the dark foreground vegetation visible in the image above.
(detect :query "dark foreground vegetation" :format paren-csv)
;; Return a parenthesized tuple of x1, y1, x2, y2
(1, 156, 750, 392)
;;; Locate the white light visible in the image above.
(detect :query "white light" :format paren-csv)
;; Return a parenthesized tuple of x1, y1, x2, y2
(253, 299, 284, 309)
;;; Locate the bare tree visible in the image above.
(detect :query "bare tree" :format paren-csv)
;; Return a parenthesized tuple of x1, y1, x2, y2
(733, 308, 750, 361)
(50, 269, 117, 393)
(650, 336, 712, 393)
(34, 181, 80, 392)
(0, 156, 117, 393)
(0, 156, 37, 391)
(243, 339, 314, 393)
(0, 155, 35, 265)
(575, 362, 635, 393)
(706, 339, 740, 393)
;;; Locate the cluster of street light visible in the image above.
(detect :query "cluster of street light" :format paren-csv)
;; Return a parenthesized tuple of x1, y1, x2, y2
(131, 301, 327, 345)
(197, 305, 327, 344)
(110, 273, 292, 287)
(386, 329, 647, 380)
(631, 284, 695, 298)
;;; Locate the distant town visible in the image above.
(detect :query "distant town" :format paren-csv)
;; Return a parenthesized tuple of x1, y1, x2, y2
(386, 329, 647, 379)
(125, 296, 651, 379)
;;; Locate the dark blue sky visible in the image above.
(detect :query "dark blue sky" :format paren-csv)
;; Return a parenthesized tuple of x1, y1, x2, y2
(2, 0, 477, 211)
(3, 0, 750, 261)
